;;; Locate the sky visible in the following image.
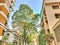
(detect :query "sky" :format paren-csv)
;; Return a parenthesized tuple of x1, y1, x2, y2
(13, 0, 43, 14)
(8, 0, 43, 29)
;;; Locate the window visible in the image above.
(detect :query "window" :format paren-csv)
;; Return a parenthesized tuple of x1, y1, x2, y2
(43, 9, 46, 16)
(52, 5, 59, 9)
(5, 22, 7, 26)
(47, 29, 50, 33)
(7, 13, 9, 18)
(45, 20, 48, 24)
(7, 33, 9, 36)
(2, 30, 5, 35)
(10, 5, 12, 8)
(55, 14, 60, 18)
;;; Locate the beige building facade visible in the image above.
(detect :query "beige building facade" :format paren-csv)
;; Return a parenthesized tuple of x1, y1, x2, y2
(41, 0, 60, 45)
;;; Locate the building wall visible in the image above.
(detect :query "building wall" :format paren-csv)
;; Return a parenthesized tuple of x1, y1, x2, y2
(45, 3, 60, 30)
(54, 25, 60, 45)
(0, 0, 15, 41)
(41, 0, 60, 45)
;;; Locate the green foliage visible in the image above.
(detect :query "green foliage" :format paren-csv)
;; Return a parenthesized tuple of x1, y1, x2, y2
(39, 35, 46, 45)
(39, 28, 46, 45)
(26, 35, 31, 44)
(3, 35, 8, 40)
(32, 14, 40, 24)
(12, 4, 39, 44)
(39, 28, 54, 45)
(8, 43, 15, 45)
(19, 4, 33, 15)
(40, 28, 45, 34)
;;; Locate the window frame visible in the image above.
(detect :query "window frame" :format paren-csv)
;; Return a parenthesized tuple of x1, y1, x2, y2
(55, 13, 60, 19)
(52, 5, 59, 9)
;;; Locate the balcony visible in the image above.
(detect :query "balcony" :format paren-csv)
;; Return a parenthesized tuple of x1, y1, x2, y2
(45, 0, 60, 4)
(0, 14, 6, 24)
(0, 5, 9, 16)
(0, 0, 5, 3)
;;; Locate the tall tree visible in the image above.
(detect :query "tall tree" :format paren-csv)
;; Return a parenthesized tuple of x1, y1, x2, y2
(12, 4, 39, 45)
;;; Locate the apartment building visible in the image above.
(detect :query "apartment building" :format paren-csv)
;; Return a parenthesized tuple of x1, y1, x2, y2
(41, 0, 60, 45)
(0, 0, 15, 45)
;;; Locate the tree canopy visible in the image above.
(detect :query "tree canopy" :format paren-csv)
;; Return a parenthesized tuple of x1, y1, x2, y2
(12, 4, 40, 45)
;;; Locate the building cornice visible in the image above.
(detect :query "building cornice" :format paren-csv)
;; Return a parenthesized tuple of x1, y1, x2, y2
(45, 0, 60, 4)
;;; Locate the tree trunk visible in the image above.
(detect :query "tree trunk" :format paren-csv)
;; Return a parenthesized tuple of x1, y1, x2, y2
(24, 27, 26, 45)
